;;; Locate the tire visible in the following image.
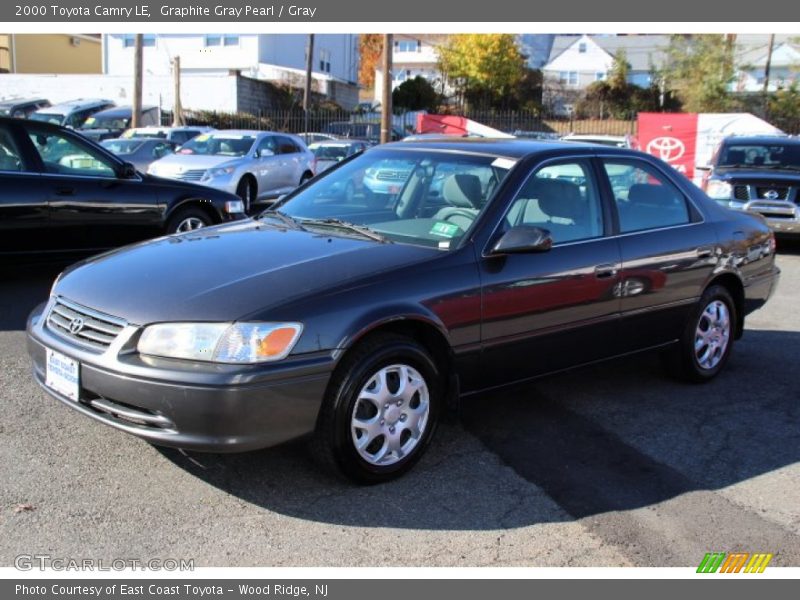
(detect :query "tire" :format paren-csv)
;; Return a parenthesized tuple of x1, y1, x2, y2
(299, 171, 313, 185)
(311, 333, 443, 484)
(235, 176, 256, 213)
(667, 285, 736, 383)
(166, 207, 212, 234)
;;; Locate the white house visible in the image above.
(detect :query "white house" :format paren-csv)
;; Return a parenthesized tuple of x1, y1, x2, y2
(103, 33, 360, 109)
(374, 34, 451, 103)
(734, 38, 800, 92)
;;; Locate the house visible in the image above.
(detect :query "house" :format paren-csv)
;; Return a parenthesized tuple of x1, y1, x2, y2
(0, 34, 101, 74)
(733, 35, 800, 92)
(374, 34, 451, 103)
(102, 34, 360, 109)
(542, 34, 671, 113)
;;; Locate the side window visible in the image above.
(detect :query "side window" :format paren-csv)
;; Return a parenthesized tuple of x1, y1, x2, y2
(28, 129, 117, 178)
(0, 126, 25, 172)
(602, 159, 691, 233)
(152, 143, 174, 159)
(276, 136, 299, 155)
(505, 160, 604, 244)
(257, 136, 277, 156)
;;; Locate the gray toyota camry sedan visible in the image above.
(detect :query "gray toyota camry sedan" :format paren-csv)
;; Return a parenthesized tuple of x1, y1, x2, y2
(27, 139, 780, 483)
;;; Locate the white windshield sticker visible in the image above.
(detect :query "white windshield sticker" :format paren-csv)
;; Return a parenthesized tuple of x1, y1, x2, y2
(492, 157, 517, 170)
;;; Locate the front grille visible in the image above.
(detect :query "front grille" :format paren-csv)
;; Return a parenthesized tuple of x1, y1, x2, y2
(46, 297, 126, 352)
(174, 169, 206, 182)
(756, 186, 789, 200)
(733, 185, 750, 201)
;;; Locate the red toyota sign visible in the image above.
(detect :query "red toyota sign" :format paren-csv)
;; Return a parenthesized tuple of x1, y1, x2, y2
(638, 113, 698, 181)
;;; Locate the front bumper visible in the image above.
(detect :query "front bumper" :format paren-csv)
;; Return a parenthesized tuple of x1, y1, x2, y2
(26, 300, 334, 452)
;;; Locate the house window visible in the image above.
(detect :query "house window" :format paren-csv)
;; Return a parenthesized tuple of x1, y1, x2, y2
(319, 49, 331, 73)
(559, 71, 578, 86)
(205, 35, 238, 47)
(578, 42, 587, 53)
(123, 35, 155, 48)
(396, 40, 420, 53)
(595, 72, 606, 81)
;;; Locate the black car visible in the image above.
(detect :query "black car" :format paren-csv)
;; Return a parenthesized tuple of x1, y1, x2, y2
(702, 135, 800, 237)
(26, 139, 780, 483)
(0, 116, 246, 256)
(323, 121, 404, 144)
(0, 98, 51, 119)
(78, 105, 160, 142)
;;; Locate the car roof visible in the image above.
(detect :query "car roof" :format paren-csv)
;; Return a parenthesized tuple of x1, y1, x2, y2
(91, 105, 158, 118)
(40, 98, 113, 111)
(380, 138, 622, 159)
(721, 135, 799, 145)
(0, 98, 48, 108)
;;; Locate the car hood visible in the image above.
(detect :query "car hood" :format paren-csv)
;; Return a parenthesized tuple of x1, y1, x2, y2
(150, 154, 242, 173)
(713, 168, 800, 183)
(54, 220, 437, 325)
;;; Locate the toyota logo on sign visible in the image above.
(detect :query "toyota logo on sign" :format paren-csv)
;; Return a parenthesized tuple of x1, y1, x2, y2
(646, 136, 686, 163)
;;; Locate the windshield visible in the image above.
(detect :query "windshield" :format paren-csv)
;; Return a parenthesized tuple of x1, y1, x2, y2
(82, 115, 130, 130)
(177, 133, 255, 157)
(30, 112, 64, 125)
(311, 144, 352, 160)
(273, 149, 513, 250)
(719, 143, 800, 169)
(102, 139, 144, 154)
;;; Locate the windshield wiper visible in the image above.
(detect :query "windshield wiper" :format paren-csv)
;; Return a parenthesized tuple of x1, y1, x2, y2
(301, 218, 387, 243)
(258, 209, 306, 230)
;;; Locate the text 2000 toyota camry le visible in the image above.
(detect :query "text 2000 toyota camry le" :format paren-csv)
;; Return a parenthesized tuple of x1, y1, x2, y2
(27, 140, 780, 483)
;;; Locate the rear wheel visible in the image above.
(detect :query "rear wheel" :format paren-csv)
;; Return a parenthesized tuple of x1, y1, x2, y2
(166, 207, 212, 234)
(236, 176, 256, 213)
(311, 333, 442, 484)
(668, 285, 736, 382)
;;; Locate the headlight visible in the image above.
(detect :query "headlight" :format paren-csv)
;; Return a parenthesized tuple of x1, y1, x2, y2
(204, 166, 236, 180)
(224, 200, 245, 214)
(706, 180, 732, 200)
(137, 322, 303, 363)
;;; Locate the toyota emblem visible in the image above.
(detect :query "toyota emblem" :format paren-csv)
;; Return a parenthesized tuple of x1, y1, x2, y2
(764, 189, 779, 200)
(68, 317, 85, 334)
(645, 136, 686, 163)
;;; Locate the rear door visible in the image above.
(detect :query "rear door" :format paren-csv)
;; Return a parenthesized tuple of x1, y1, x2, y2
(0, 121, 50, 254)
(597, 156, 718, 351)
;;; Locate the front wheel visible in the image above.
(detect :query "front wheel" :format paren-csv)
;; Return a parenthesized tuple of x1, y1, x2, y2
(667, 285, 736, 382)
(311, 333, 442, 484)
(166, 207, 212, 234)
(235, 176, 256, 213)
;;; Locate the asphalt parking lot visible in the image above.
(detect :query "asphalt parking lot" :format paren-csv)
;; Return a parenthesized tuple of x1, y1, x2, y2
(1, 247, 799, 568)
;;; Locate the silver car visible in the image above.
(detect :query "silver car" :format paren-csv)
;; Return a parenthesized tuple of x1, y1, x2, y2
(147, 130, 315, 211)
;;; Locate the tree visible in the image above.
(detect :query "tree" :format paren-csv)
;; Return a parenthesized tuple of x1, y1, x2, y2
(392, 76, 440, 112)
(663, 34, 736, 112)
(768, 82, 800, 133)
(359, 34, 383, 90)
(608, 49, 630, 90)
(437, 34, 526, 108)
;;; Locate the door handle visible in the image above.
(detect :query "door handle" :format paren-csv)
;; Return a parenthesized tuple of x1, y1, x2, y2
(696, 245, 714, 258)
(55, 186, 76, 196)
(594, 263, 619, 279)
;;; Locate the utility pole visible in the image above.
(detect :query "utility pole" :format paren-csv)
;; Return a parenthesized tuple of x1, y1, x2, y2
(762, 33, 776, 120)
(172, 56, 185, 126)
(303, 33, 314, 144)
(380, 34, 393, 144)
(132, 34, 143, 128)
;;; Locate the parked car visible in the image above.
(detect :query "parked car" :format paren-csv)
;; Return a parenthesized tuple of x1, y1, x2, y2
(0, 116, 245, 256)
(309, 140, 368, 173)
(323, 121, 405, 143)
(147, 130, 315, 211)
(78, 106, 159, 142)
(121, 126, 216, 146)
(26, 139, 779, 483)
(702, 136, 800, 238)
(101, 138, 178, 173)
(30, 98, 115, 129)
(0, 98, 51, 119)
(300, 132, 344, 145)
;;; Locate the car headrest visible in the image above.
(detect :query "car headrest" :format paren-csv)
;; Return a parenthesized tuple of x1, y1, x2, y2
(528, 178, 583, 221)
(628, 183, 676, 207)
(442, 174, 482, 208)
(725, 149, 745, 165)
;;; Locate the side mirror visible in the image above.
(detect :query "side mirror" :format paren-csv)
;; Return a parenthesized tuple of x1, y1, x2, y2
(119, 162, 138, 179)
(490, 225, 553, 255)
